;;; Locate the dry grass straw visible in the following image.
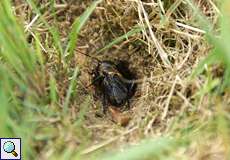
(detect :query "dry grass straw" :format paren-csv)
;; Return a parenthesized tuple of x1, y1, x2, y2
(11, 0, 229, 159)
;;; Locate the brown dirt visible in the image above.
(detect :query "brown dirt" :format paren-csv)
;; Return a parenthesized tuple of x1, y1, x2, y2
(13, 0, 227, 159)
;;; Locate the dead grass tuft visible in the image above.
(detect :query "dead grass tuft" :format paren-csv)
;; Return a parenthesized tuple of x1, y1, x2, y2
(12, 0, 229, 159)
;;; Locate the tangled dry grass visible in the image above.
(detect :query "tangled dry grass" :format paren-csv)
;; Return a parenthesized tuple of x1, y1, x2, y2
(11, 0, 229, 159)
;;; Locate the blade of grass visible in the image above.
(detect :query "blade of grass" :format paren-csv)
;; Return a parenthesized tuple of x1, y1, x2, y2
(96, 27, 143, 54)
(26, 0, 64, 60)
(184, 0, 214, 32)
(189, 0, 230, 89)
(49, 75, 58, 104)
(100, 137, 182, 160)
(191, 51, 217, 78)
(63, 67, 80, 115)
(0, 72, 11, 136)
(0, 0, 36, 75)
(0, 1, 43, 159)
(64, 0, 102, 59)
(74, 96, 91, 127)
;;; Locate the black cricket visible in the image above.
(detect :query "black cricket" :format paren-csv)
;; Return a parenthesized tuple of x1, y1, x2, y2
(92, 60, 136, 113)
(77, 50, 136, 113)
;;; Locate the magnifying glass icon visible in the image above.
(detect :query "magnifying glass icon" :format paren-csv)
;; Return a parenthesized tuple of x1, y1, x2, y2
(3, 141, 18, 157)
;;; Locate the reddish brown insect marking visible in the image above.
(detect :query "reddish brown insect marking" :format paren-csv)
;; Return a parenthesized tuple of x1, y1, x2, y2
(108, 107, 131, 126)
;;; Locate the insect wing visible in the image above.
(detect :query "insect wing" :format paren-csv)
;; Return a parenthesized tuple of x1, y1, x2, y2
(111, 75, 128, 104)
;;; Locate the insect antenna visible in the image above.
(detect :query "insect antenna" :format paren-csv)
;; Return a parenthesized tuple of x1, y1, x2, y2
(75, 49, 103, 89)
(75, 49, 102, 63)
(85, 75, 103, 88)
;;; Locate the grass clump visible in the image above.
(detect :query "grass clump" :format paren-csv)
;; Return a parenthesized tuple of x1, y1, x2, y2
(0, 0, 230, 160)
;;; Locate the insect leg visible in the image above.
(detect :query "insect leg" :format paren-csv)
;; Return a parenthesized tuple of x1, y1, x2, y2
(95, 93, 108, 117)
(102, 93, 108, 114)
(125, 81, 135, 111)
(86, 75, 103, 88)
(128, 81, 135, 96)
(126, 99, 131, 110)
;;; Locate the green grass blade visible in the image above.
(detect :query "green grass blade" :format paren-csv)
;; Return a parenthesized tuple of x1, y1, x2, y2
(49, 75, 58, 104)
(0, 0, 36, 74)
(0, 73, 10, 136)
(64, 0, 102, 59)
(26, 0, 64, 59)
(100, 138, 181, 160)
(191, 0, 230, 90)
(63, 67, 80, 115)
(191, 51, 218, 78)
(185, 0, 213, 32)
(96, 27, 143, 54)
(74, 96, 91, 127)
